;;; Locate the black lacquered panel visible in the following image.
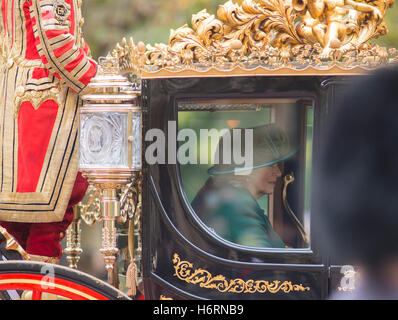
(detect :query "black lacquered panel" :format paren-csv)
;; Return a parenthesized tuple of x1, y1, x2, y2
(141, 75, 356, 300)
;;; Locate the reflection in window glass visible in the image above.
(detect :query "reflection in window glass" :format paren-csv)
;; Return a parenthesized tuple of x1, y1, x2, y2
(304, 107, 313, 238)
(178, 100, 313, 249)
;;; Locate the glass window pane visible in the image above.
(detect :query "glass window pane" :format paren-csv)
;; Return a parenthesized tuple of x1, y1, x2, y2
(178, 100, 312, 249)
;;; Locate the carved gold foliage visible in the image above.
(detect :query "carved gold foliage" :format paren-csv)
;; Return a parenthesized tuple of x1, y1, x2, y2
(112, 0, 397, 77)
(119, 172, 142, 223)
(172, 253, 310, 294)
(217, 0, 303, 49)
(78, 185, 101, 226)
(112, 37, 147, 77)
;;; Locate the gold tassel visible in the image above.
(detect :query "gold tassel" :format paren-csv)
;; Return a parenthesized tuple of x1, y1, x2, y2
(126, 261, 138, 298)
(126, 218, 139, 298)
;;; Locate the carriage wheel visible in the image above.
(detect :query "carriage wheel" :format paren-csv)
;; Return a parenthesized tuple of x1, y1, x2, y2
(0, 261, 130, 300)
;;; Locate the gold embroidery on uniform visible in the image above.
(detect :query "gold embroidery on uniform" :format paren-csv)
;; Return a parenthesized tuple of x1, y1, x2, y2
(53, 0, 71, 25)
(28, 253, 60, 264)
(0, 0, 85, 223)
(14, 86, 61, 115)
(32, 0, 83, 92)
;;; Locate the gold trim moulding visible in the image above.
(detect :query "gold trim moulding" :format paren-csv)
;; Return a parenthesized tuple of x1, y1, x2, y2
(81, 169, 139, 187)
(86, 82, 134, 90)
(89, 75, 132, 84)
(141, 64, 378, 79)
(80, 105, 141, 113)
(112, 0, 396, 79)
(172, 253, 311, 294)
(82, 94, 138, 103)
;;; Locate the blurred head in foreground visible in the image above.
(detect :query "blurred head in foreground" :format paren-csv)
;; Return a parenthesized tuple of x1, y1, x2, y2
(315, 66, 398, 298)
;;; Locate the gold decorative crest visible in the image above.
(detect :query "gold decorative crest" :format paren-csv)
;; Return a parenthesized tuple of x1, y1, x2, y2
(172, 253, 310, 294)
(112, 0, 397, 78)
(53, 0, 71, 25)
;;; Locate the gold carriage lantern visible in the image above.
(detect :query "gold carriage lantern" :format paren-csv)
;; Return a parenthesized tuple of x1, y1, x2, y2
(79, 55, 142, 285)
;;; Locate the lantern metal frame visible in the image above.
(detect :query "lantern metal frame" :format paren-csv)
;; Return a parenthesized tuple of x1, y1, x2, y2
(76, 55, 142, 287)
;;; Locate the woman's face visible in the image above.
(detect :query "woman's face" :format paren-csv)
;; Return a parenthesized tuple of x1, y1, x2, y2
(247, 164, 282, 199)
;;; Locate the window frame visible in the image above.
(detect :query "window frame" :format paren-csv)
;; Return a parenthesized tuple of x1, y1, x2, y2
(173, 92, 317, 255)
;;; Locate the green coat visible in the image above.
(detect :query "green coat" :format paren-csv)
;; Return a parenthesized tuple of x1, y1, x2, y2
(192, 178, 285, 248)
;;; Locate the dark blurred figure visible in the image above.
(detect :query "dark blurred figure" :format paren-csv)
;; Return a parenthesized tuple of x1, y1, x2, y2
(315, 66, 398, 299)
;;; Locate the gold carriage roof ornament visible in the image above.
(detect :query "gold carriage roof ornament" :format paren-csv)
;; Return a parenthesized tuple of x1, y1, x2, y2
(112, 0, 397, 79)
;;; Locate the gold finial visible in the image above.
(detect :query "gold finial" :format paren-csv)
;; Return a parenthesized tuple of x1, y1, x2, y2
(98, 54, 120, 75)
(137, 41, 147, 54)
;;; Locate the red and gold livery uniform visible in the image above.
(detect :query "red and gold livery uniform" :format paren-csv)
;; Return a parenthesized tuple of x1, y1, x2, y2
(0, 0, 97, 262)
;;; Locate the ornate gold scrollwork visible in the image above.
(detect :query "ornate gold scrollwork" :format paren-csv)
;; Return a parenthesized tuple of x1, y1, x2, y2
(112, 0, 396, 78)
(14, 85, 62, 117)
(118, 172, 142, 224)
(112, 37, 147, 79)
(172, 253, 310, 294)
(78, 185, 102, 226)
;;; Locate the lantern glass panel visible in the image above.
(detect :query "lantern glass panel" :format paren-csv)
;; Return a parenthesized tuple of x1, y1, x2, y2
(132, 112, 142, 170)
(80, 112, 128, 168)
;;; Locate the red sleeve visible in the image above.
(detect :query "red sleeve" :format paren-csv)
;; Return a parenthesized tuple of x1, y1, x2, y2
(31, 0, 97, 94)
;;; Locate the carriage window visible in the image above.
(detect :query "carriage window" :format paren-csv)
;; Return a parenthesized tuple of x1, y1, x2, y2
(177, 99, 313, 249)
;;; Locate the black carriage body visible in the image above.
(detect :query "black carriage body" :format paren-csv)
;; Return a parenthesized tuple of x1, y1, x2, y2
(140, 75, 354, 300)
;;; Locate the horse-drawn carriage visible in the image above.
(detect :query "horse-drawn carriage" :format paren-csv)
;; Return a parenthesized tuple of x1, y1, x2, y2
(0, 0, 396, 300)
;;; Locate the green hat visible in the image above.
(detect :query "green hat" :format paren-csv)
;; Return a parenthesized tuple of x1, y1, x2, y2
(207, 123, 297, 175)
